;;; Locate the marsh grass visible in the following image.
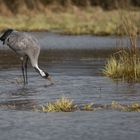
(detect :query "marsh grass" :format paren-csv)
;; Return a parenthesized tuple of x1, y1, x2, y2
(126, 103, 140, 112)
(110, 101, 126, 111)
(103, 50, 140, 82)
(83, 103, 94, 111)
(0, 8, 139, 35)
(41, 96, 77, 112)
(1, 97, 140, 112)
(104, 9, 140, 82)
(110, 101, 140, 112)
(39, 98, 140, 112)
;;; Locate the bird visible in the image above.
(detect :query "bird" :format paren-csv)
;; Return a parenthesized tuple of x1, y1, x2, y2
(0, 29, 53, 85)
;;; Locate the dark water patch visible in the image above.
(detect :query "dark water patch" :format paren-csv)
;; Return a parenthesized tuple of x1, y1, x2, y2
(0, 99, 36, 111)
(0, 48, 139, 71)
(40, 49, 116, 60)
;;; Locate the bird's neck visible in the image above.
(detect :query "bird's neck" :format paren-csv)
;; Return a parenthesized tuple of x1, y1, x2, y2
(34, 65, 46, 77)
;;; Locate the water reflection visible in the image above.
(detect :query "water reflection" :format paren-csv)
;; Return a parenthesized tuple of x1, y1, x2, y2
(0, 99, 37, 110)
(0, 87, 38, 110)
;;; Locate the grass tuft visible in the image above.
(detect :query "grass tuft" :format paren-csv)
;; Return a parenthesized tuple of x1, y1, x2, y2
(41, 96, 77, 112)
(104, 9, 140, 82)
(111, 101, 126, 111)
(126, 103, 140, 112)
(83, 103, 94, 111)
(103, 50, 140, 82)
(110, 101, 140, 112)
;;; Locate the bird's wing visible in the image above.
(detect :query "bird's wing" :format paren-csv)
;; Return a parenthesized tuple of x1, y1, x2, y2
(5, 31, 40, 53)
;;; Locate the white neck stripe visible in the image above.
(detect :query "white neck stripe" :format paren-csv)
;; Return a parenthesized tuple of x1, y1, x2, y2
(35, 65, 45, 77)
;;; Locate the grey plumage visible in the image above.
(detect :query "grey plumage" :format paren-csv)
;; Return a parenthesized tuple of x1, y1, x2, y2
(0, 29, 52, 85)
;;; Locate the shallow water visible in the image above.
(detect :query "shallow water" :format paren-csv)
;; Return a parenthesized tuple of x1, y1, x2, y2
(1, 32, 140, 50)
(0, 110, 140, 140)
(0, 33, 140, 140)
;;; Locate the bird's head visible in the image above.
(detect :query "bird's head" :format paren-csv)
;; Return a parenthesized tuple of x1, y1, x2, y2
(34, 67, 54, 84)
(0, 29, 14, 44)
(42, 71, 49, 79)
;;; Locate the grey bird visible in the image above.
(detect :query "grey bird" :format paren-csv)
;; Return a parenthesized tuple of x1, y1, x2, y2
(0, 29, 53, 85)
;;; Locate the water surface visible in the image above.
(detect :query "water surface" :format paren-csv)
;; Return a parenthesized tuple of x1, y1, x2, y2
(0, 33, 140, 140)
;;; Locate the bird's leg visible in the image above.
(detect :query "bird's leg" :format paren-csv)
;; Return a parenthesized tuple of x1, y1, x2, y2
(21, 59, 26, 85)
(25, 56, 29, 85)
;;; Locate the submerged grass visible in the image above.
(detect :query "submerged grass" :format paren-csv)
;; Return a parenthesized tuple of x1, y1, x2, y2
(110, 101, 140, 112)
(37, 96, 140, 113)
(1, 97, 140, 112)
(0, 8, 139, 35)
(83, 103, 94, 111)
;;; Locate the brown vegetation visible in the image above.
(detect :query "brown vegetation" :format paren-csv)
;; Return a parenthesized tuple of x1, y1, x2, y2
(0, 0, 140, 16)
(0, 1, 139, 34)
(103, 9, 140, 82)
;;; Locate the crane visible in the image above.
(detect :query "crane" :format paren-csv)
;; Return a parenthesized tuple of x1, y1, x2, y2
(0, 29, 53, 85)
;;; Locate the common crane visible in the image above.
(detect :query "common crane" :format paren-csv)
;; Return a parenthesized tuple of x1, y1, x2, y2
(0, 29, 53, 85)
